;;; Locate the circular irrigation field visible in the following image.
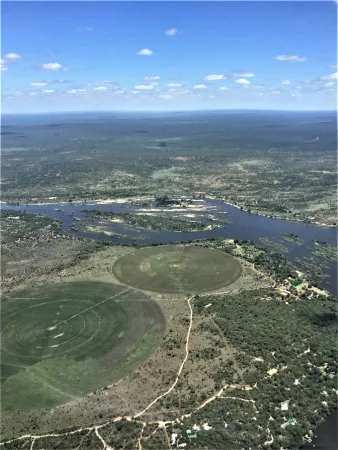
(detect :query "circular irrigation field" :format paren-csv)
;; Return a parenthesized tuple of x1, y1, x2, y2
(1, 281, 165, 410)
(112, 245, 243, 293)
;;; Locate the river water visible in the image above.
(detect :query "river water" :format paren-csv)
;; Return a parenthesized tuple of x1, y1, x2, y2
(2, 198, 337, 447)
(3, 197, 337, 294)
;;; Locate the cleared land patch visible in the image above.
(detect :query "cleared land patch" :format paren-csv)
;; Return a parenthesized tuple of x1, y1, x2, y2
(111, 245, 242, 293)
(1, 281, 165, 410)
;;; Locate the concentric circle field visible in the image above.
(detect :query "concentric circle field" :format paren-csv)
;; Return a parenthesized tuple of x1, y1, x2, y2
(1, 281, 165, 410)
(112, 245, 243, 293)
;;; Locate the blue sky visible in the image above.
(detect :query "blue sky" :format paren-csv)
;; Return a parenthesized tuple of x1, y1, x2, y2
(1, 1, 337, 113)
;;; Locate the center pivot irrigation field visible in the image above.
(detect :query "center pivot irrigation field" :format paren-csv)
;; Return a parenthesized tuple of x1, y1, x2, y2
(112, 245, 243, 293)
(1, 281, 165, 410)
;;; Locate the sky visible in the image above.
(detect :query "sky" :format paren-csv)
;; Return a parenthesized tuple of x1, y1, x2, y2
(1, 1, 337, 113)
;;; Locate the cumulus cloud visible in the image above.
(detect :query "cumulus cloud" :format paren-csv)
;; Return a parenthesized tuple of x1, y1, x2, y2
(274, 55, 307, 62)
(144, 76, 160, 81)
(43, 89, 55, 93)
(281, 80, 292, 84)
(234, 73, 255, 77)
(137, 49, 153, 56)
(68, 89, 86, 94)
(325, 81, 335, 87)
(31, 81, 48, 87)
(134, 84, 154, 90)
(321, 72, 338, 80)
(4, 53, 22, 60)
(158, 94, 172, 99)
(235, 78, 251, 85)
(193, 84, 207, 89)
(41, 62, 68, 71)
(94, 86, 108, 91)
(167, 83, 182, 87)
(165, 28, 178, 36)
(204, 74, 227, 81)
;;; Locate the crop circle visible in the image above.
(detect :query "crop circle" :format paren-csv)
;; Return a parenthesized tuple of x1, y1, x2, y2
(1, 281, 165, 409)
(112, 245, 242, 293)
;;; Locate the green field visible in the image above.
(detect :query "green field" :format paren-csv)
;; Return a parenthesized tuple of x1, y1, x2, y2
(112, 245, 243, 293)
(1, 282, 165, 410)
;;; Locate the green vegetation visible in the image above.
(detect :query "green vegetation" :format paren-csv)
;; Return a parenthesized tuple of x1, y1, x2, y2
(111, 245, 243, 293)
(83, 210, 223, 232)
(312, 240, 337, 261)
(280, 233, 304, 245)
(259, 237, 289, 254)
(1, 281, 165, 410)
(1, 210, 63, 244)
(2, 112, 336, 226)
(181, 288, 337, 449)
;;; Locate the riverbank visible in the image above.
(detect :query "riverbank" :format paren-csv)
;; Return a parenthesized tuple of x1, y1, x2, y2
(2, 196, 337, 229)
(220, 200, 337, 229)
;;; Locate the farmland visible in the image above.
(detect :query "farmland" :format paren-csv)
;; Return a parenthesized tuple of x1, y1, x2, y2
(111, 245, 243, 293)
(1, 281, 165, 410)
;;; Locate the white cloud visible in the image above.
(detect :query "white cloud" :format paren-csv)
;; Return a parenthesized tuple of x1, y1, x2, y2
(134, 84, 154, 90)
(53, 79, 71, 84)
(281, 80, 292, 85)
(193, 84, 207, 89)
(325, 81, 335, 87)
(68, 89, 86, 94)
(235, 78, 251, 85)
(218, 87, 230, 91)
(167, 83, 182, 87)
(31, 81, 48, 87)
(234, 73, 255, 77)
(95, 80, 119, 85)
(165, 28, 178, 36)
(94, 86, 108, 91)
(144, 76, 160, 81)
(4, 53, 22, 60)
(1, 66, 8, 71)
(43, 89, 55, 93)
(321, 72, 338, 80)
(274, 55, 307, 62)
(158, 94, 172, 99)
(204, 74, 227, 81)
(137, 49, 153, 56)
(41, 62, 67, 71)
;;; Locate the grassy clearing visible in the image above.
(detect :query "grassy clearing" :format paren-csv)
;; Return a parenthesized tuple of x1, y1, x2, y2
(112, 245, 243, 293)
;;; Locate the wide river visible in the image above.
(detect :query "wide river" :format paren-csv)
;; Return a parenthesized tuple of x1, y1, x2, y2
(2, 197, 337, 448)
